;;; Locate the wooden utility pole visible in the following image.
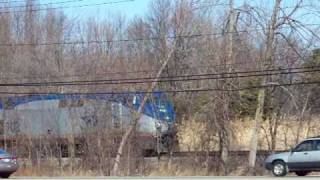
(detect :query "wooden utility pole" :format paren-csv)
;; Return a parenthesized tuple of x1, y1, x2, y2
(248, 0, 282, 174)
(219, 0, 234, 175)
(227, 0, 234, 65)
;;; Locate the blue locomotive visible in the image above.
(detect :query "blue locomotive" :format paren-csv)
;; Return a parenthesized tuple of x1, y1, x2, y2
(0, 92, 176, 155)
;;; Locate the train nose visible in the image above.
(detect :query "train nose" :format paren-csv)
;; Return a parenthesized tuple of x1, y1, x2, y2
(155, 120, 169, 133)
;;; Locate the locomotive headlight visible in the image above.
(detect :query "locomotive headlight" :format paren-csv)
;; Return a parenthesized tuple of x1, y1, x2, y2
(155, 121, 162, 128)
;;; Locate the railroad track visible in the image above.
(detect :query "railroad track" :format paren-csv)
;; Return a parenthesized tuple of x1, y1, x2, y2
(146, 150, 284, 158)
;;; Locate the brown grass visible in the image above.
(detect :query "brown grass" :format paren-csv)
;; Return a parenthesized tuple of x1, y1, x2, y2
(13, 116, 320, 177)
(177, 116, 320, 151)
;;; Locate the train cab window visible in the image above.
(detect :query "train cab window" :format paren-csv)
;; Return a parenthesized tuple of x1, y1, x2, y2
(133, 96, 137, 105)
(154, 96, 167, 112)
(159, 104, 167, 112)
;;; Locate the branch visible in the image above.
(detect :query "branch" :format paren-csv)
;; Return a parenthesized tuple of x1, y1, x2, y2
(276, 0, 303, 28)
(292, 20, 320, 41)
(236, 8, 267, 35)
(276, 32, 303, 59)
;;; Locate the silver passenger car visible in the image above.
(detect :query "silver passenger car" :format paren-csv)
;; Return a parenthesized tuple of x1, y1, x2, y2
(265, 137, 320, 176)
(0, 149, 18, 178)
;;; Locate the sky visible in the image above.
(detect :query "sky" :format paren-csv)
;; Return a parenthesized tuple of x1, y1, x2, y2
(56, 0, 152, 21)
(8, 0, 319, 25)
(35, 0, 315, 19)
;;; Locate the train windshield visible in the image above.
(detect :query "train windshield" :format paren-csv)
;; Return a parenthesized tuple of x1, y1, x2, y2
(152, 95, 174, 122)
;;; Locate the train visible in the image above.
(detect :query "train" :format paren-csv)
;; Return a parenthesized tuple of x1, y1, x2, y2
(0, 92, 176, 156)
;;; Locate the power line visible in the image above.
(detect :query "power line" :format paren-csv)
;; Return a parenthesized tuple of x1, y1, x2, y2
(0, 0, 228, 9)
(2, 53, 304, 81)
(0, 66, 319, 87)
(0, 23, 318, 47)
(0, 0, 86, 8)
(0, 0, 51, 4)
(3, 59, 272, 80)
(192, 2, 230, 10)
(0, 0, 134, 13)
(0, 80, 318, 95)
(0, 31, 241, 46)
(0, 0, 37, 4)
(4, 49, 305, 80)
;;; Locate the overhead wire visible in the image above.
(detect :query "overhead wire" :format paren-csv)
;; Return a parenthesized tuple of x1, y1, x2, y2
(0, 0, 37, 4)
(0, 0, 134, 13)
(0, 0, 229, 11)
(0, 66, 319, 87)
(0, 80, 318, 95)
(0, 0, 86, 8)
(0, 23, 319, 47)
(1, 50, 307, 80)
(0, 51, 306, 80)
(1, 59, 272, 80)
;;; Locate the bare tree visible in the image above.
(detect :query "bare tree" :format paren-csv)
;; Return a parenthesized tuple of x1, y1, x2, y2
(248, 0, 282, 174)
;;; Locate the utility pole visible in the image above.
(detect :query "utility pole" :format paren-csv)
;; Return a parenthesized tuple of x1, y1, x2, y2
(248, 0, 282, 174)
(219, 0, 234, 175)
(227, 0, 234, 65)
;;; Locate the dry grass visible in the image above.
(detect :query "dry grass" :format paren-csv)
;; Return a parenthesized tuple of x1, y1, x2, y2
(14, 159, 100, 177)
(15, 167, 99, 177)
(177, 116, 320, 151)
(148, 155, 270, 176)
(13, 116, 320, 177)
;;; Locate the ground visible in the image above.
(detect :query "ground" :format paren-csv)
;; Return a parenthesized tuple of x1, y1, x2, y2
(10, 176, 320, 179)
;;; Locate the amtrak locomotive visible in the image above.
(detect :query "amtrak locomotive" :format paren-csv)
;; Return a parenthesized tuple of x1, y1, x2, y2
(0, 92, 176, 155)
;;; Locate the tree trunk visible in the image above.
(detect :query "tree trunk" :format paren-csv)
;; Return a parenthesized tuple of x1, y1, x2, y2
(248, 86, 266, 174)
(270, 115, 280, 152)
(111, 40, 177, 176)
(248, 0, 282, 174)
